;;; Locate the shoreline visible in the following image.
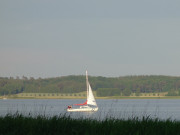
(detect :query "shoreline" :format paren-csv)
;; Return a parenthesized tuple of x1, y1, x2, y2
(1, 96, 180, 99)
(1, 114, 180, 135)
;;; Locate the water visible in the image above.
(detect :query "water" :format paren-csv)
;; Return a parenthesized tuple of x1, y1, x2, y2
(0, 99, 180, 120)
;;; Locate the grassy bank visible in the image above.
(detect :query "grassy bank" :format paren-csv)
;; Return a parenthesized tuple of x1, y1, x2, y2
(0, 114, 180, 135)
(2, 95, 180, 99)
(2, 96, 180, 99)
(99, 96, 180, 99)
(2, 92, 180, 99)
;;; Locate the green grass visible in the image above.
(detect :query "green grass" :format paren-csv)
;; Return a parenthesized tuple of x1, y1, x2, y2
(7, 92, 88, 99)
(99, 96, 180, 99)
(1, 114, 180, 135)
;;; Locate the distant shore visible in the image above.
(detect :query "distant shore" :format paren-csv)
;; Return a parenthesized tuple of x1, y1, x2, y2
(1, 95, 180, 99)
(2, 92, 177, 99)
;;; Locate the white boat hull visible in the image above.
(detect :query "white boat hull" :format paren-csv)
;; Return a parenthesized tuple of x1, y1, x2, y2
(67, 107, 98, 112)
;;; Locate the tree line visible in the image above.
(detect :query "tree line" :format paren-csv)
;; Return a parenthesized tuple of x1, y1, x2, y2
(1, 75, 180, 96)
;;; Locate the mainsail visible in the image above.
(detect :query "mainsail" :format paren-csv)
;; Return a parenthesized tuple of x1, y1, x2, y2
(87, 83, 97, 106)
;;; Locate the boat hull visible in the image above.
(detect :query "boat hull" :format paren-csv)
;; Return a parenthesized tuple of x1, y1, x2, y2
(67, 107, 98, 112)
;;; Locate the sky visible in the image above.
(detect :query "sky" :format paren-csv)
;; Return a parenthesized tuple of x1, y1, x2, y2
(0, 0, 180, 78)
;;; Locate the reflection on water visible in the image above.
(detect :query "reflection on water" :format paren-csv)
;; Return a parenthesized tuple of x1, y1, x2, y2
(0, 99, 180, 120)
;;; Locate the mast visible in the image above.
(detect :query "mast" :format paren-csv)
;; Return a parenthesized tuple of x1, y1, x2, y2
(86, 70, 89, 99)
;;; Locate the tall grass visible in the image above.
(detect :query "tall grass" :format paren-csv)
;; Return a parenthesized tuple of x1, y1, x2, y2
(1, 114, 180, 135)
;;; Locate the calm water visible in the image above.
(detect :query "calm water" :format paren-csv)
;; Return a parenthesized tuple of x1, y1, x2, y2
(0, 99, 180, 120)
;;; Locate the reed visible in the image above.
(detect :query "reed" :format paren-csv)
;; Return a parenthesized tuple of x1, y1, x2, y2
(0, 114, 180, 135)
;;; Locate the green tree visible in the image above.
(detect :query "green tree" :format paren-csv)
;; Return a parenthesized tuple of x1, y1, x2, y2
(123, 88, 131, 96)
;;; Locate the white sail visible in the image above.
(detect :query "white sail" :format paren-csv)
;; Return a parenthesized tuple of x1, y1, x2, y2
(87, 83, 97, 106)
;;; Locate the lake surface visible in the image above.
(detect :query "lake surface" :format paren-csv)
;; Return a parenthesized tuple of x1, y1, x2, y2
(0, 99, 180, 120)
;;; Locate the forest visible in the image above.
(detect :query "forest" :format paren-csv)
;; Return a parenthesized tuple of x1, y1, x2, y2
(1, 75, 180, 96)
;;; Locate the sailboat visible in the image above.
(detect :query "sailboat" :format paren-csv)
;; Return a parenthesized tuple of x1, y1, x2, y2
(67, 71, 98, 112)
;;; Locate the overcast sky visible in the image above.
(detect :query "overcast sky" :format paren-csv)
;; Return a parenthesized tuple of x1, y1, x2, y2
(0, 0, 180, 78)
